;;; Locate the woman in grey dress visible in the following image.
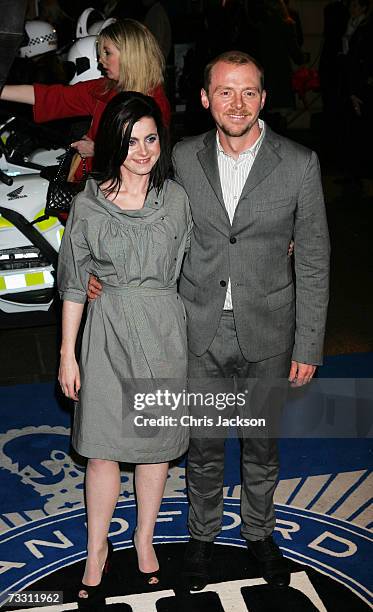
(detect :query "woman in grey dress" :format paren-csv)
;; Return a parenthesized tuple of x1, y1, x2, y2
(58, 92, 191, 605)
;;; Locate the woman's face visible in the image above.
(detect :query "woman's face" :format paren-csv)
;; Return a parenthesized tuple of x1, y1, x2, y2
(99, 38, 120, 81)
(122, 117, 161, 177)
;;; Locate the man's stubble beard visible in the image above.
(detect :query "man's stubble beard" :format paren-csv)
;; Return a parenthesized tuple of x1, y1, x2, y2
(217, 116, 258, 138)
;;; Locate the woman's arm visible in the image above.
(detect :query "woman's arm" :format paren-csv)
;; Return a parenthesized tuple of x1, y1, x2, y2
(0, 84, 35, 104)
(152, 85, 171, 127)
(59, 301, 85, 400)
(57, 198, 92, 399)
(33, 80, 101, 125)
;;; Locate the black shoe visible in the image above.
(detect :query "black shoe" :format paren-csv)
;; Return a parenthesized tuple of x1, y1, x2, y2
(133, 529, 160, 588)
(77, 539, 113, 609)
(138, 568, 161, 587)
(247, 536, 290, 587)
(183, 538, 214, 591)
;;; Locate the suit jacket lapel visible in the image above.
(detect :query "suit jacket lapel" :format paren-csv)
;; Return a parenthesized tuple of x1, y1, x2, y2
(239, 127, 282, 202)
(197, 130, 229, 219)
(196, 127, 282, 221)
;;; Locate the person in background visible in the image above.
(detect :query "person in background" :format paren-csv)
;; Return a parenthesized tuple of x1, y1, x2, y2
(344, 0, 373, 187)
(108, 0, 172, 61)
(142, 0, 172, 62)
(318, 0, 349, 160)
(0, 19, 170, 181)
(342, 0, 369, 55)
(284, 0, 304, 47)
(7, 19, 66, 86)
(248, 0, 307, 131)
(58, 91, 191, 606)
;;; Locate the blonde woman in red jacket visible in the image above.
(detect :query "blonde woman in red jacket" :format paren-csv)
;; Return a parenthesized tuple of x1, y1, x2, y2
(0, 19, 170, 181)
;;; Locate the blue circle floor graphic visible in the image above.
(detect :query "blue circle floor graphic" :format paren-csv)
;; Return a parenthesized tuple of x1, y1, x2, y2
(0, 498, 371, 611)
(0, 379, 372, 611)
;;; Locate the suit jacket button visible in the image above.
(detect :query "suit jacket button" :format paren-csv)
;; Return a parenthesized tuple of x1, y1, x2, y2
(230, 236, 237, 244)
(220, 280, 226, 287)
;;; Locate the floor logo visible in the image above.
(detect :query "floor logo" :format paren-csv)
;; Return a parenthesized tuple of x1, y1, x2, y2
(0, 426, 371, 610)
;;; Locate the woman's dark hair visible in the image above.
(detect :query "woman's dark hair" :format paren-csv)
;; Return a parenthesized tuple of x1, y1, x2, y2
(92, 91, 169, 197)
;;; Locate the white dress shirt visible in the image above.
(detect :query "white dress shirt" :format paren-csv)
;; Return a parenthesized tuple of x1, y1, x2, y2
(217, 119, 266, 310)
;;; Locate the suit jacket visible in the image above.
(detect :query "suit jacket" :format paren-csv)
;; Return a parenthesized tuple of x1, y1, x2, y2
(172, 126, 330, 365)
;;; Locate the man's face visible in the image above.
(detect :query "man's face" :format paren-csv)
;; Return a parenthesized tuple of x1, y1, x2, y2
(201, 61, 266, 139)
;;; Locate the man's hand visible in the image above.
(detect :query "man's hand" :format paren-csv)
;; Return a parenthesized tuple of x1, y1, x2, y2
(87, 274, 102, 301)
(288, 361, 316, 387)
(71, 135, 95, 158)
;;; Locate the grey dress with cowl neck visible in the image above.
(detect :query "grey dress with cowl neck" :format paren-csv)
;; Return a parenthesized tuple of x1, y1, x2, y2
(58, 178, 192, 463)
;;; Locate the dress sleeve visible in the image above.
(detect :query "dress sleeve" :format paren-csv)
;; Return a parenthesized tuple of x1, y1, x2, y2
(57, 197, 92, 303)
(33, 79, 102, 123)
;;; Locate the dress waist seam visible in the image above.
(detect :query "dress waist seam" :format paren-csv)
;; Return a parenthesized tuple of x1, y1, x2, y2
(101, 283, 177, 297)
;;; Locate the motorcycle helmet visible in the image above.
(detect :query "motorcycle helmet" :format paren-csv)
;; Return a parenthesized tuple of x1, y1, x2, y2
(88, 17, 117, 36)
(76, 8, 104, 38)
(18, 20, 58, 59)
(67, 36, 102, 84)
(76, 8, 116, 37)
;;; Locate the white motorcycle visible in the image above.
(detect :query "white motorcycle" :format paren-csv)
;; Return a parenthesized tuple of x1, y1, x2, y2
(0, 116, 66, 328)
(0, 8, 111, 327)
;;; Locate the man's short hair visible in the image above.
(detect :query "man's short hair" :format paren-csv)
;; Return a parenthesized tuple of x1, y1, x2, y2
(204, 51, 265, 93)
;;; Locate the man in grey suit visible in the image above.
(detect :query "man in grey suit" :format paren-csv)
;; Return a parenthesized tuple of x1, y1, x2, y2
(172, 50, 330, 590)
(88, 50, 330, 590)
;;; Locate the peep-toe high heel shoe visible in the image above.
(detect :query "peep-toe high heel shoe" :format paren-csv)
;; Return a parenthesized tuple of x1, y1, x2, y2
(77, 539, 113, 609)
(133, 529, 160, 587)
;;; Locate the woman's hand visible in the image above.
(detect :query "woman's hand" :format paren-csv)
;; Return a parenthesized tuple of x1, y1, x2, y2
(58, 354, 81, 400)
(71, 135, 95, 158)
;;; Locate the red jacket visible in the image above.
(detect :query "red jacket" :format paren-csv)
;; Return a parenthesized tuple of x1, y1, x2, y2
(33, 78, 171, 180)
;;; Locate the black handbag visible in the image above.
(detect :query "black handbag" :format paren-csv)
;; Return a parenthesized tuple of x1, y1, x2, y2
(44, 147, 87, 216)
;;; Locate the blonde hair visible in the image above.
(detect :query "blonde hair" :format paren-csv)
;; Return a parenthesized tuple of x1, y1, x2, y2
(98, 19, 165, 94)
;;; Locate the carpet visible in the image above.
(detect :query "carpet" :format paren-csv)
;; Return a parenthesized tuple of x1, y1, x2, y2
(0, 353, 372, 611)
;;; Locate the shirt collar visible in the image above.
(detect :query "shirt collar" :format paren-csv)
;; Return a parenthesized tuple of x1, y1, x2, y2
(216, 119, 266, 158)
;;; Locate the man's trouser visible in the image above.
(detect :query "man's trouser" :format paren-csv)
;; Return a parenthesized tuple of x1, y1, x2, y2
(187, 311, 291, 542)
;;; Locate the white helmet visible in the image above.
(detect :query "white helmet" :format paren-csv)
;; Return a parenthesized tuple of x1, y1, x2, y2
(76, 8, 104, 38)
(18, 20, 58, 59)
(89, 17, 117, 36)
(76, 9, 116, 38)
(67, 36, 102, 84)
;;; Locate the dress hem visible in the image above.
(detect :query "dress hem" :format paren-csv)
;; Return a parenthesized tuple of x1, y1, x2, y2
(72, 436, 189, 464)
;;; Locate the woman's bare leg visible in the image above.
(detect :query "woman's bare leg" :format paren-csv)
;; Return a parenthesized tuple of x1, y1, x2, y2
(80, 458, 121, 593)
(134, 462, 169, 579)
